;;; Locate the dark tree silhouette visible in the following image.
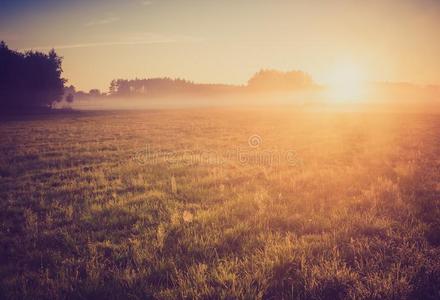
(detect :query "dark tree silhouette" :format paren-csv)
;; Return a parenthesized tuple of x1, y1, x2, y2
(89, 89, 101, 97)
(66, 93, 74, 103)
(105, 70, 319, 100)
(0, 41, 66, 111)
(107, 77, 237, 98)
(63, 85, 76, 103)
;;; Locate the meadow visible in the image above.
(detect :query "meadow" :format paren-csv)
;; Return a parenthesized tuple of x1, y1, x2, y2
(0, 109, 439, 299)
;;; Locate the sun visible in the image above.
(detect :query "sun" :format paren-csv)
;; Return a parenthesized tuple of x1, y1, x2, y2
(324, 62, 368, 102)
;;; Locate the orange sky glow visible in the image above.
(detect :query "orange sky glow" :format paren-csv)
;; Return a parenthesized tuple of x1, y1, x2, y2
(1, 0, 440, 92)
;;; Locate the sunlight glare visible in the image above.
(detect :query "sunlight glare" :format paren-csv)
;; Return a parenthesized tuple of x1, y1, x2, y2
(325, 62, 368, 102)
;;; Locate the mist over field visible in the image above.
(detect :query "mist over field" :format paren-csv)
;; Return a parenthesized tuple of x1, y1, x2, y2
(69, 83, 440, 114)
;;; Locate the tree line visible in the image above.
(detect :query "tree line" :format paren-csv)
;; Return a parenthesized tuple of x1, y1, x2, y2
(1, 40, 320, 111)
(105, 70, 318, 98)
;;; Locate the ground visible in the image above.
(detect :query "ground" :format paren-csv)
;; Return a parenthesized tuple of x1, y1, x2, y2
(0, 109, 439, 299)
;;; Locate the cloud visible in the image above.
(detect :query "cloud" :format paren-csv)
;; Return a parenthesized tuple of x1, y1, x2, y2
(141, 1, 153, 6)
(19, 33, 202, 51)
(85, 16, 120, 27)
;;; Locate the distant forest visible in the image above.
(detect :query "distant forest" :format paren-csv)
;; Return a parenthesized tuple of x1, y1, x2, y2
(73, 69, 321, 101)
(2, 40, 437, 111)
(0, 40, 322, 111)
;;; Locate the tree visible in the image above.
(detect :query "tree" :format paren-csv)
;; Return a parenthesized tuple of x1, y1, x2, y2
(247, 69, 315, 91)
(109, 80, 119, 95)
(0, 41, 66, 111)
(89, 89, 101, 97)
(66, 93, 74, 103)
(63, 85, 75, 103)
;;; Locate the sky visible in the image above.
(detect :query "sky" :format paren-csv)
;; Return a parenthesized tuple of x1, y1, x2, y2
(1, 0, 440, 92)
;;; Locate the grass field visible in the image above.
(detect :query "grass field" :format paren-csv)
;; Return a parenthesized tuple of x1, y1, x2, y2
(1, 109, 439, 299)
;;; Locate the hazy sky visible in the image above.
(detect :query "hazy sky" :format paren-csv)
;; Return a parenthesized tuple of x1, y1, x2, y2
(1, 0, 440, 91)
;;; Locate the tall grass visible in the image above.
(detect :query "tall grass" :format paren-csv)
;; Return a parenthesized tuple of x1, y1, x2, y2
(0, 110, 439, 299)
